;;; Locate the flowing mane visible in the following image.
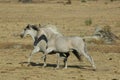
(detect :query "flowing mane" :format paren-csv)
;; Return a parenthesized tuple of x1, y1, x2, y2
(47, 27, 62, 35)
(41, 24, 63, 36)
(31, 25, 39, 31)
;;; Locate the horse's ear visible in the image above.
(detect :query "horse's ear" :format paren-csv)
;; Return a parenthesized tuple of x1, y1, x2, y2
(28, 24, 30, 26)
(26, 24, 30, 29)
(39, 24, 42, 27)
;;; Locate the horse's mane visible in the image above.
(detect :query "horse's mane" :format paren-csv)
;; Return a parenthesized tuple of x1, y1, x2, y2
(31, 25, 39, 31)
(41, 24, 62, 35)
(27, 24, 39, 31)
(28, 24, 62, 36)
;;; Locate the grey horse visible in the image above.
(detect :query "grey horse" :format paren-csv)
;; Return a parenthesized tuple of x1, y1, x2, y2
(38, 25, 96, 70)
(20, 24, 96, 70)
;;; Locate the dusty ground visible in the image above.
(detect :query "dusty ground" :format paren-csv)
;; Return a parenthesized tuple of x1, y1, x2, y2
(0, 1, 120, 80)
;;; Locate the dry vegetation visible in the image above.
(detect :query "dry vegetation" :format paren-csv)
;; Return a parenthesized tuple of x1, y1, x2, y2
(0, 1, 120, 80)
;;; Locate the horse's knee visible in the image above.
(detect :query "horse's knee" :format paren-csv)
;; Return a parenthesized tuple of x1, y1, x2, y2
(64, 58, 67, 62)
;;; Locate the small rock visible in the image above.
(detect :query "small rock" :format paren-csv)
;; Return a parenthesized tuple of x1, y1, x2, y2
(6, 63, 12, 64)
(114, 71, 117, 73)
(80, 75, 83, 77)
(109, 58, 112, 60)
(13, 44, 22, 49)
(112, 78, 118, 80)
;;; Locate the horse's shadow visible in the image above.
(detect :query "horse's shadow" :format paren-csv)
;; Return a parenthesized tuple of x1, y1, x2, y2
(19, 62, 92, 70)
(68, 65, 92, 70)
(19, 62, 57, 68)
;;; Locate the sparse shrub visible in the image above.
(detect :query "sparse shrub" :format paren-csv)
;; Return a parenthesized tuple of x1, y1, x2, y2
(110, 0, 117, 2)
(18, 0, 32, 3)
(110, 0, 114, 2)
(104, 2, 108, 5)
(66, 0, 72, 4)
(81, 0, 87, 3)
(115, 22, 120, 27)
(84, 18, 92, 26)
(88, 0, 98, 1)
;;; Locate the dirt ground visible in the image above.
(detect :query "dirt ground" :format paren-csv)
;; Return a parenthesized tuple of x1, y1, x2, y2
(0, 1, 120, 80)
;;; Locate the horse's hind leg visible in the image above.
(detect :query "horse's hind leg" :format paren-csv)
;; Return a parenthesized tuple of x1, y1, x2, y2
(79, 47, 96, 70)
(56, 53, 60, 69)
(72, 50, 82, 61)
(63, 52, 70, 69)
(56, 53, 70, 69)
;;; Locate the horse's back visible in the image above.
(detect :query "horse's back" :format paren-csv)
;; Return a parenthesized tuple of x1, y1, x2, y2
(55, 36, 85, 51)
(68, 36, 85, 48)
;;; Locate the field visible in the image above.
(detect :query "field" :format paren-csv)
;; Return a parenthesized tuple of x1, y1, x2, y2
(0, 1, 120, 80)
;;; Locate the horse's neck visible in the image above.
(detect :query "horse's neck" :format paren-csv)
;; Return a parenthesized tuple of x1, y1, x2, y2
(42, 28, 63, 40)
(30, 31, 38, 42)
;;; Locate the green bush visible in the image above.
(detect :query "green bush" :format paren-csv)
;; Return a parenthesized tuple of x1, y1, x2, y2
(81, 0, 87, 3)
(18, 0, 32, 3)
(84, 18, 92, 26)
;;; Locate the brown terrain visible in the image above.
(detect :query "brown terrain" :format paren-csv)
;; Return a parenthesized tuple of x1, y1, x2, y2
(0, 0, 120, 80)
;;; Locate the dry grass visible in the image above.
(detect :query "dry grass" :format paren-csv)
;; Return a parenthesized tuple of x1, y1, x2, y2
(0, 1, 120, 80)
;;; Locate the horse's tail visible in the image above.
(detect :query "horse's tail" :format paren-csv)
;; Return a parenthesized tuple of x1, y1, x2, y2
(72, 50, 82, 61)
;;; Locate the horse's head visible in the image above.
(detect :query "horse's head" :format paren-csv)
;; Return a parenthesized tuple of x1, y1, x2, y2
(20, 24, 39, 38)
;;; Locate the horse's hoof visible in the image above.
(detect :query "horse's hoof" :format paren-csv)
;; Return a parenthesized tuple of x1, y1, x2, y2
(42, 65, 47, 68)
(20, 63, 24, 67)
(92, 68, 96, 71)
(55, 67, 59, 70)
(63, 67, 67, 69)
(27, 64, 31, 67)
(92, 65, 96, 71)
(42, 66, 46, 68)
(36, 62, 40, 65)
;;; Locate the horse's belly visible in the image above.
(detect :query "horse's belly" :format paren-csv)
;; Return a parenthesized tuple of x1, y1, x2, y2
(55, 41, 70, 52)
(57, 47, 69, 52)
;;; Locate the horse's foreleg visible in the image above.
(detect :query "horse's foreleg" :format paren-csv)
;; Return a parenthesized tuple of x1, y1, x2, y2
(42, 48, 54, 58)
(27, 46, 40, 66)
(42, 48, 54, 67)
(42, 55, 47, 67)
(56, 53, 60, 69)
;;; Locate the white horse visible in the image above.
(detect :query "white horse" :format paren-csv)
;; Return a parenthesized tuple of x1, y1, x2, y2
(39, 25, 96, 70)
(20, 24, 70, 68)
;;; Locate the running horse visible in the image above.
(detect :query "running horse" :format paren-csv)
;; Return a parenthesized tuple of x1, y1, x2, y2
(20, 24, 96, 70)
